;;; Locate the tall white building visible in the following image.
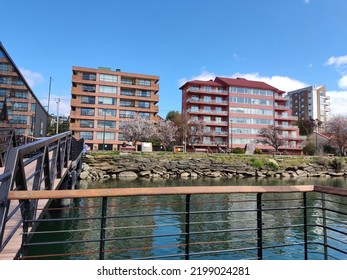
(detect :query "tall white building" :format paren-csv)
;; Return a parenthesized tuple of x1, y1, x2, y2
(286, 85, 330, 124)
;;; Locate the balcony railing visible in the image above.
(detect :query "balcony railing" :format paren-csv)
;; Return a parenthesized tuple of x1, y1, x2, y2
(5, 185, 347, 260)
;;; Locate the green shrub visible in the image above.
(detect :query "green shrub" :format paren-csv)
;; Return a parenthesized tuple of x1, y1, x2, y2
(250, 157, 263, 169)
(266, 160, 279, 171)
(254, 148, 263, 154)
(232, 147, 245, 154)
(330, 158, 345, 171)
(302, 142, 316, 155)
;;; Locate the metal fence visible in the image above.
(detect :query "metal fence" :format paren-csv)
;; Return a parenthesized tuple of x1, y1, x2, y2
(0, 131, 83, 256)
(6, 185, 347, 260)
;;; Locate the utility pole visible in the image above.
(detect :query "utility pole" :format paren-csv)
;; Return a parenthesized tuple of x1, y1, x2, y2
(47, 77, 53, 114)
(56, 98, 60, 134)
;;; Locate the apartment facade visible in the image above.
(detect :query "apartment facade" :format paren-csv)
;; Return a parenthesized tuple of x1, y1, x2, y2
(287, 86, 330, 126)
(70, 66, 159, 151)
(0, 42, 48, 136)
(181, 77, 303, 154)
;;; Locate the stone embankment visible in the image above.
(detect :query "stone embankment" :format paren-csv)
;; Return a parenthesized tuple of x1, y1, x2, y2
(79, 153, 347, 180)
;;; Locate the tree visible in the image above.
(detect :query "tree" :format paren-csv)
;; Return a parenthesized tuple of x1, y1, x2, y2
(296, 117, 323, 136)
(256, 125, 288, 154)
(166, 110, 180, 122)
(186, 119, 206, 145)
(120, 114, 154, 146)
(326, 114, 347, 156)
(152, 119, 178, 150)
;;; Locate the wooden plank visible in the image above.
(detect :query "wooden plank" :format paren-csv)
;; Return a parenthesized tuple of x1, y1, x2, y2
(8, 185, 316, 200)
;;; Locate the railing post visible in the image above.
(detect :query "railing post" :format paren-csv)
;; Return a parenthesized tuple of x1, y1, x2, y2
(99, 196, 108, 260)
(256, 193, 263, 260)
(321, 193, 328, 260)
(303, 192, 308, 260)
(185, 194, 191, 260)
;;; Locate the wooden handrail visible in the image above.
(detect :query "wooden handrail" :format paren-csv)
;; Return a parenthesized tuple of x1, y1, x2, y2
(6, 185, 322, 200)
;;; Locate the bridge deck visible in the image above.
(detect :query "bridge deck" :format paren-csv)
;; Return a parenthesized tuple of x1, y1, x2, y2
(0, 163, 71, 260)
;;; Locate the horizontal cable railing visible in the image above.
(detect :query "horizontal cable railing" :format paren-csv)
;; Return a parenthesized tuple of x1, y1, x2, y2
(5, 185, 347, 260)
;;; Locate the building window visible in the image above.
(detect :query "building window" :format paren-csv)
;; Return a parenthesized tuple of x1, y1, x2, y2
(138, 101, 150, 108)
(80, 120, 94, 128)
(139, 112, 150, 119)
(98, 109, 116, 117)
(81, 108, 95, 116)
(80, 131, 93, 140)
(31, 103, 36, 112)
(99, 74, 117, 83)
(97, 120, 116, 128)
(120, 100, 135, 107)
(12, 102, 28, 112)
(99, 85, 117, 94)
(81, 96, 95, 104)
(121, 77, 135, 85)
(120, 88, 135, 96)
(137, 79, 151, 86)
(139, 90, 150, 97)
(97, 132, 115, 140)
(82, 84, 96, 92)
(98, 97, 116, 105)
(82, 72, 96, 81)
(120, 110, 135, 118)
(11, 115, 27, 124)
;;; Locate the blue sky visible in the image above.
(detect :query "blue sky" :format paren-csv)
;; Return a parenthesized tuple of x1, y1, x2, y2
(1, 0, 347, 118)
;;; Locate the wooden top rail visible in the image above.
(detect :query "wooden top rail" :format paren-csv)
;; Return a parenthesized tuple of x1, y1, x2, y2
(6, 185, 325, 200)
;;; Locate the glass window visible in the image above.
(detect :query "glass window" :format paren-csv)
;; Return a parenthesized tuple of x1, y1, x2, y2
(82, 85, 96, 92)
(120, 110, 135, 118)
(31, 103, 36, 112)
(120, 100, 134, 107)
(12, 102, 28, 111)
(80, 131, 93, 140)
(100, 74, 117, 82)
(81, 96, 95, 104)
(81, 108, 95, 116)
(138, 101, 150, 108)
(121, 77, 135, 85)
(99, 85, 117, 94)
(82, 72, 96, 81)
(97, 120, 116, 128)
(137, 79, 151, 86)
(120, 88, 135, 96)
(80, 120, 94, 128)
(98, 97, 116, 105)
(97, 132, 115, 140)
(98, 109, 116, 117)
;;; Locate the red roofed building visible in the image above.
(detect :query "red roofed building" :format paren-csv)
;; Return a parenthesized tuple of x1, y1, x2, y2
(180, 77, 304, 154)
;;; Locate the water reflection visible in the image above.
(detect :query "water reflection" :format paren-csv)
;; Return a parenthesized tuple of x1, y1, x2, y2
(26, 177, 347, 260)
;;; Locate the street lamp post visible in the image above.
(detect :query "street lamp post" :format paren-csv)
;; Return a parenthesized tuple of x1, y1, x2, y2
(102, 109, 107, 150)
(230, 120, 233, 153)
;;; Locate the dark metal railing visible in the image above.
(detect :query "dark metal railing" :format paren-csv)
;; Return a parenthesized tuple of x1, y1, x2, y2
(5, 185, 347, 260)
(0, 131, 83, 256)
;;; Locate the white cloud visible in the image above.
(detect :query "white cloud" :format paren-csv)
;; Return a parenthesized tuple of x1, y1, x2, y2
(178, 70, 216, 87)
(39, 95, 71, 117)
(338, 74, 347, 89)
(327, 91, 347, 116)
(229, 72, 308, 92)
(325, 55, 347, 67)
(304, 0, 310, 4)
(19, 67, 44, 88)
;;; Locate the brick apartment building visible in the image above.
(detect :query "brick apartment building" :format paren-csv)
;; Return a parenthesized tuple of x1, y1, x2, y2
(0, 42, 48, 136)
(180, 77, 303, 154)
(70, 66, 159, 151)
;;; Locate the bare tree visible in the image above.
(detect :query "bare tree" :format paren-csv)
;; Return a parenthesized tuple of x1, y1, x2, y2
(326, 114, 347, 155)
(120, 114, 154, 146)
(256, 125, 288, 154)
(152, 119, 178, 150)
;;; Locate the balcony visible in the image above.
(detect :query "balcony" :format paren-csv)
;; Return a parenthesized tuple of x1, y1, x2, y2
(275, 115, 298, 121)
(187, 98, 228, 106)
(187, 109, 228, 116)
(186, 87, 228, 95)
(6, 185, 347, 260)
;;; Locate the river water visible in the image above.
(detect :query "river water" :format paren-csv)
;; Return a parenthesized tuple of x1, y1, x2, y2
(25, 177, 347, 260)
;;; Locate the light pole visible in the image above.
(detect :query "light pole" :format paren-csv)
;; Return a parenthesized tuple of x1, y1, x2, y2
(102, 108, 107, 150)
(230, 119, 233, 153)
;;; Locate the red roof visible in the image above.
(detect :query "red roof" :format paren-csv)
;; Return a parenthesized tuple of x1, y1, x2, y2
(180, 76, 284, 93)
(179, 79, 224, 89)
(215, 77, 284, 93)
